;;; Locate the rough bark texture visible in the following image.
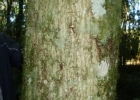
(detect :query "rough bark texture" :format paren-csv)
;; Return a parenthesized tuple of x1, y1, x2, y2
(21, 0, 121, 100)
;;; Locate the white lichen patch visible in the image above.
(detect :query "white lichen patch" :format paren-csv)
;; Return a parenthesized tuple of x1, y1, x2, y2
(96, 57, 109, 78)
(91, 0, 106, 19)
(43, 80, 47, 85)
(28, 76, 32, 85)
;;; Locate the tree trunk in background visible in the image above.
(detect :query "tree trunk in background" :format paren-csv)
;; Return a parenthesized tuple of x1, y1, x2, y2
(6, 0, 12, 34)
(15, 0, 24, 43)
(21, 0, 121, 100)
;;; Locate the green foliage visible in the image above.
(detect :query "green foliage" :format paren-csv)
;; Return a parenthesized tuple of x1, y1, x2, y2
(120, 34, 139, 60)
(119, 0, 140, 65)
(0, 0, 27, 44)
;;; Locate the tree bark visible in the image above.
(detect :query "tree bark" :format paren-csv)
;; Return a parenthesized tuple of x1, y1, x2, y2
(21, 0, 121, 100)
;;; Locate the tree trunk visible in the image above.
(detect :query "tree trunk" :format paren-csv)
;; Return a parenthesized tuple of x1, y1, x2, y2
(6, 0, 12, 34)
(21, 0, 121, 100)
(14, 0, 24, 43)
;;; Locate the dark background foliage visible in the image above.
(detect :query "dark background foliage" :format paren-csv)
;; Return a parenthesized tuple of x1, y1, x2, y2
(0, 0, 27, 44)
(117, 0, 140, 100)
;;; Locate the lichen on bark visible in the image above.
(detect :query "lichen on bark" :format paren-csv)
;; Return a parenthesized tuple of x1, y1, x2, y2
(21, 0, 121, 100)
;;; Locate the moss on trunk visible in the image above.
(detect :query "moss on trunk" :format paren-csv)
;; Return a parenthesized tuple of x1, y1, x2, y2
(21, 0, 121, 100)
